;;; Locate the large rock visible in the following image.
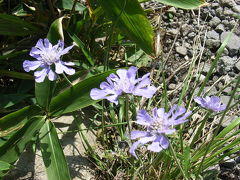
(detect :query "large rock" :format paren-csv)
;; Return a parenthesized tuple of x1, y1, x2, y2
(218, 56, 236, 75)
(215, 24, 225, 33)
(235, 61, 240, 72)
(176, 46, 187, 56)
(209, 17, 221, 27)
(207, 30, 220, 40)
(221, 32, 240, 56)
(220, 0, 236, 7)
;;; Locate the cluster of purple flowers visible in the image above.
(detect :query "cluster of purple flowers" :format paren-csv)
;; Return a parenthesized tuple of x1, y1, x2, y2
(130, 105, 192, 158)
(23, 39, 227, 158)
(23, 38, 75, 83)
(90, 66, 226, 158)
(90, 66, 157, 105)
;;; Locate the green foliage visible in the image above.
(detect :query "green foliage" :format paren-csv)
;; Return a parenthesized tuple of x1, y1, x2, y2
(39, 120, 71, 180)
(0, 105, 42, 133)
(49, 70, 115, 116)
(56, 0, 86, 11)
(35, 79, 55, 110)
(0, 94, 31, 108)
(155, 0, 207, 9)
(0, 116, 45, 164)
(98, 0, 155, 55)
(68, 31, 94, 66)
(0, 70, 33, 80)
(0, 14, 40, 36)
(0, 161, 13, 177)
(47, 17, 65, 44)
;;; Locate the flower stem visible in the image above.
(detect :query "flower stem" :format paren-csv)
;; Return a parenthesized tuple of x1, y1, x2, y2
(125, 95, 131, 132)
(62, 73, 73, 86)
(169, 142, 188, 180)
(101, 100, 107, 141)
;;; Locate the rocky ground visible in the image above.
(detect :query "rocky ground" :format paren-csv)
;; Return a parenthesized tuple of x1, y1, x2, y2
(143, 0, 240, 179)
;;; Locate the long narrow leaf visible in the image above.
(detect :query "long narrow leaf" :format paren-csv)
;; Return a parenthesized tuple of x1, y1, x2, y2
(68, 31, 94, 66)
(39, 120, 71, 180)
(155, 0, 207, 9)
(0, 105, 42, 133)
(0, 14, 40, 36)
(0, 116, 45, 164)
(49, 70, 114, 116)
(98, 0, 155, 55)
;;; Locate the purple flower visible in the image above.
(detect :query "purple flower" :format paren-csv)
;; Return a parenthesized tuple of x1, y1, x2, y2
(23, 38, 75, 83)
(90, 66, 157, 104)
(129, 105, 192, 158)
(194, 96, 226, 112)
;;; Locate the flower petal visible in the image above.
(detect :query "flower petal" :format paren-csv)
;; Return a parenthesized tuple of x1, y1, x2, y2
(130, 130, 148, 140)
(147, 141, 163, 152)
(116, 69, 127, 80)
(55, 61, 75, 75)
(147, 135, 169, 152)
(23, 60, 42, 72)
(127, 66, 137, 81)
(59, 45, 74, 56)
(34, 68, 48, 83)
(157, 108, 165, 119)
(48, 69, 57, 81)
(194, 97, 204, 105)
(136, 109, 153, 126)
(35, 39, 44, 50)
(90, 88, 109, 100)
(44, 38, 52, 49)
(133, 85, 157, 98)
(129, 135, 156, 158)
(159, 135, 169, 149)
(63, 61, 75, 66)
(129, 140, 141, 158)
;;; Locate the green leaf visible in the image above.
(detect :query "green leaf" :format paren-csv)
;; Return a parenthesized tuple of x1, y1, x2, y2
(0, 93, 31, 108)
(0, 14, 40, 36)
(68, 31, 94, 66)
(35, 79, 55, 109)
(0, 116, 45, 164)
(155, 0, 207, 9)
(192, 117, 240, 162)
(47, 17, 64, 44)
(0, 161, 13, 177)
(39, 120, 71, 180)
(127, 49, 152, 67)
(0, 49, 28, 60)
(54, 70, 89, 95)
(56, 0, 86, 11)
(49, 70, 114, 116)
(182, 146, 191, 177)
(0, 70, 33, 79)
(98, 0, 155, 55)
(0, 105, 42, 133)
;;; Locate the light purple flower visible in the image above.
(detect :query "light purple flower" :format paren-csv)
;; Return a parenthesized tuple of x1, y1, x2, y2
(129, 105, 192, 158)
(23, 38, 75, 83)
(90, 66, 157, 104)
(194, 96, 226, 112)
